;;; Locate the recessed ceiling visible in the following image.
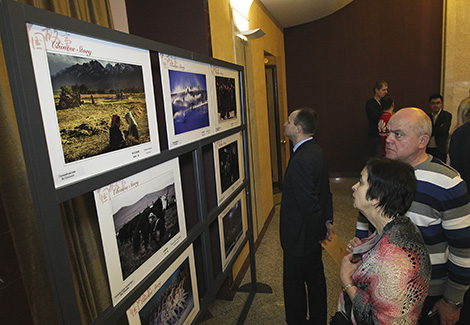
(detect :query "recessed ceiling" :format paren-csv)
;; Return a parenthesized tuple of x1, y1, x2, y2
(259, 0, 353, 28)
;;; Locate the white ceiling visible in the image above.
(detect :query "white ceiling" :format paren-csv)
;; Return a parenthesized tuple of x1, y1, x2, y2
(259, 0, 353, 28)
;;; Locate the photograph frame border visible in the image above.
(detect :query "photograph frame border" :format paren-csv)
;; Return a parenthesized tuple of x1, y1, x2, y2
(211, 65, 241, 133)
(159, 54, 214, 149)
(126, 245, 200, 325)
(213, 132, 245, 205)
(218, 190, 247, 271)
(27, 23, 160, 188)
(93, 158, 186, 306)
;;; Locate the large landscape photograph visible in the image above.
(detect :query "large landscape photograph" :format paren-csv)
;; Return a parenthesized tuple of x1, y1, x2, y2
(47, 52, 151, 163)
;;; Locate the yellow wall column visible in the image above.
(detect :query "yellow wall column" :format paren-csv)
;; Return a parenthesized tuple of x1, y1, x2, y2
(443, 0, 470, 130)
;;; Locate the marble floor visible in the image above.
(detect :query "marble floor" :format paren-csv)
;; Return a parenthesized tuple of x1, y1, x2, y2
(199, 177, 359, 325)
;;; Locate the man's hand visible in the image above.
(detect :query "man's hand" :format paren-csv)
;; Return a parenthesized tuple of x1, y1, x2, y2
(325, 222, 334, 242)
(346, 237, 362, 253)
(432, 298, 460, 325)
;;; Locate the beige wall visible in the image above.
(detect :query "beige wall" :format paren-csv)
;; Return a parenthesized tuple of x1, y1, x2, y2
(208, 0, 289, 277)
(443, 0, 470, 130)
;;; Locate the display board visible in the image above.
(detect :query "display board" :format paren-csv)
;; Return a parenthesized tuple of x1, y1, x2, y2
(0, 1, 256, 324)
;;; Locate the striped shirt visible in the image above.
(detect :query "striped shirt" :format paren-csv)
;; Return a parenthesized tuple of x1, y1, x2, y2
(356, 155, 470, 302)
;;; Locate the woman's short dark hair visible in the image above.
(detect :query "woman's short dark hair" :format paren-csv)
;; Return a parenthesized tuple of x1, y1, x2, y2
(380, 95, 394, 110)
(365, 157, 417, 218)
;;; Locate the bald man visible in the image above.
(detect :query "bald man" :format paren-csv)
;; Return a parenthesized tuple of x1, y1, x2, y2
(350, 108, 470, 324)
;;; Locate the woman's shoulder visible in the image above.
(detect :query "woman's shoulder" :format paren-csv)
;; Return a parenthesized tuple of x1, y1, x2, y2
(388, 215, 419, 233)
(386, 216, 428, 249)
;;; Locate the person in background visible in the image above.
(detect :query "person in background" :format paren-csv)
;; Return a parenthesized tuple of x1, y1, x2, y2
(366, 80, 388, 157)
(280, 107, 333, 324)
(334, 158, 430, 324)
(449, 97, 470, 325)
(109, 114, 125, 150)
(449, 97, 470, 193)
(426, 94, 452, 162)
(348, 107, 470, 324)
(378, 95, 394, 156)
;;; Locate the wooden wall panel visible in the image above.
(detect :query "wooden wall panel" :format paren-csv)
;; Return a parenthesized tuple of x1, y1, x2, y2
(285, 0, 443, 175)
(126, 0, 212, 56)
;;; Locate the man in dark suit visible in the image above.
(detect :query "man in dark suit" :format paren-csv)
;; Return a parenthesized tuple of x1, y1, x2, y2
(366, 80, 389, 157)
(426, 94, 452, 162)
(280, 107, 334, 324)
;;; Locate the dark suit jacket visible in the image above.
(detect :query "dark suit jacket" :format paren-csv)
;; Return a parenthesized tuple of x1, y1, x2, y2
(366, 98, 382, 138)
(450, 122, 470, 193)
(428, 110, 452, 157)
(280, 139, 333, 257)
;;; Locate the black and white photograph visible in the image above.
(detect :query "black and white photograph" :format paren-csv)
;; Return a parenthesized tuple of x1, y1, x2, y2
(27, 23, 159, 188)
(219, 141, 240, 193)
(211, 66, 241, 133)
(94, 158, 186, 306)
(160, 54, 213, 149)
(213, 132, 244, 204)
(218, 191, 246, 270)
(113, 182, 178, 280)
(215, 76, 236, 121)
(127, 246, 200, 325)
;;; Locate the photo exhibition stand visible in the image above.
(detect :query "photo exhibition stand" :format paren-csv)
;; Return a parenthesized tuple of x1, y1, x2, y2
(0, 1, 271, 324)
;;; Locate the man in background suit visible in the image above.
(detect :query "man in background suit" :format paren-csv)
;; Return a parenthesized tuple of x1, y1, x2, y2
(366, 80, 389, 157)
(426, 94, 452, 162)
(280, 107, 334, 324)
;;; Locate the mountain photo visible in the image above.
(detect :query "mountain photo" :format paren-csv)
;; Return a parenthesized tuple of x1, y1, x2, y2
(46, 52, 151, 163)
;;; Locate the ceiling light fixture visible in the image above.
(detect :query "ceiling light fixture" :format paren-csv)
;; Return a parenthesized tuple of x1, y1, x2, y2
(237, 28, 266, 40)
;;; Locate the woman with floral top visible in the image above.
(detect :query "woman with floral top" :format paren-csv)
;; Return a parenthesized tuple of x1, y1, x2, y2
(335, 158, 431, 325)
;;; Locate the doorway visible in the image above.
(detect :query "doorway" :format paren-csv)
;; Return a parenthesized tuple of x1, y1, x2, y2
(265, 56, 283, 193)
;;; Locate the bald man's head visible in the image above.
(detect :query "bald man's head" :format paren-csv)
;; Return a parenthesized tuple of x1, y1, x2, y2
(385, 107, 431, 166)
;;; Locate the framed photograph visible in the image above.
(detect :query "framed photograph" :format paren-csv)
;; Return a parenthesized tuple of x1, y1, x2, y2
(213, 132, 244, 204)
(211, 66, 241, 133)
(27, 23, 160, 188)
(93, 158, 186, 305)
(159, 54, 213, 149)
(126, 245, 200, 325)
(218, 190, 247, 271)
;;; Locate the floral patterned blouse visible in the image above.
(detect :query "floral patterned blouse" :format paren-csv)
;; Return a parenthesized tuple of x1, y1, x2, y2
(338, 215, 431, 324)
